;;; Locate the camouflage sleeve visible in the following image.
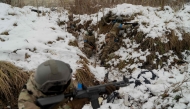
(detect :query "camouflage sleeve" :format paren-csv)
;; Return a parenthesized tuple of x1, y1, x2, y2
(62, 104, 72, 109)
(18, 76, 77, 109)
(18, 73, 41, 109)
(18, 88, 40, 109)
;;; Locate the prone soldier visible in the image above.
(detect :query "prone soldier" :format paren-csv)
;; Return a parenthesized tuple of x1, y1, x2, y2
(82, 27, 96, 58)
(67, 14, 78, 39)
(99, 15, 138, 66)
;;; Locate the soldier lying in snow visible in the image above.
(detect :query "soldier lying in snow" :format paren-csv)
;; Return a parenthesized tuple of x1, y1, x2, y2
(82, 27, 96, 58)
(99, 16, 138, 66)
(67, 14, 78, 39)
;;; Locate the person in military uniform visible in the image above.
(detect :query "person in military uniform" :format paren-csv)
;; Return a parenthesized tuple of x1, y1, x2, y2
(99, 17, 128, 66)
(82, 27, 96, 58)
(18, 59, 116, 109)
(67, 14, 78, 39)
(99, 33, 120, 66)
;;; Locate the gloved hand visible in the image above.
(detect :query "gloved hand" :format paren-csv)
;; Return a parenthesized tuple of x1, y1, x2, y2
(67, 98, 89, 109)
(105, 85, 119, 95)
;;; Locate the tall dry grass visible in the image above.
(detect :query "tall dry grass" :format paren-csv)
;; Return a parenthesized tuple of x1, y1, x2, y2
(7, 0, 189, 12)
(0, 61, 30, 107)
(74, 55, 99, 87)
(68, 0, 189, 14)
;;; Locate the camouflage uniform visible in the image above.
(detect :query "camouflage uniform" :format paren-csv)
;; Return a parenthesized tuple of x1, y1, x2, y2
(109, 22, 129, 39)
(67, 15, 78, 39)
(99, 22, 130, 66)
(82, 31, 96, 58)
(100, 33, 120, 66)
(18, 73, 77, 109)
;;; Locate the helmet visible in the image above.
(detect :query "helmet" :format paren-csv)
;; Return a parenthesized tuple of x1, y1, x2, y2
(34, 59, 72, 95)
(87, 27, 93, 36)
(116, 16, 123, 23)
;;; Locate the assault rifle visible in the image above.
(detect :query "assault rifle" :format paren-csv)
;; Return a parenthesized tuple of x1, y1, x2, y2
(109, 17, 139, 26)
(36, 76, 130, 109)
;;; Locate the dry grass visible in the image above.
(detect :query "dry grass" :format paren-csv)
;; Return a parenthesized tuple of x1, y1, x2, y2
(13, 23, 18, 26)
(26, 47, 37, 52)
(135, 29, 190, 69)
(0, 61, 30, 107)
(0, 37, 5, 42)
(50, 27, 56, 30)
(57, 20, 66, 26)
(25, 53, 30, 59)
(68, 40, 78, 47)
(7, 0, 188, 13)
(46, 41, 55, 45)
(117, 60, 128, 70)
(56, 37, 64, 41)
(74, 59, 98, 87)
(77, 54, 90, 64)
(8, 12, 16, 16)
(1, 31, 9, 35)
(68, 0, 188, 15)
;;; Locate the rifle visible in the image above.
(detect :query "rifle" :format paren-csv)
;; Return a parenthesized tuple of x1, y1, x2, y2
(122, 22, 138, 27)
(109, 17, 138, 26)
(31, 9, 42, 13)
(36, 76, 130, 109)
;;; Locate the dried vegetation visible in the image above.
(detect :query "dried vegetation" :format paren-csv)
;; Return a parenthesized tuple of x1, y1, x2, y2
(74, 55, 99, 87)
(0, 61, 30, 108)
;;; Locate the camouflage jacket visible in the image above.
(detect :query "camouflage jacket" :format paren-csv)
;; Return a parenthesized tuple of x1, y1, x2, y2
(109, 22, 128, 37)
(67, 21, 76, 31)
(83, 32, 95, 49)
(18, 73, 77, 109)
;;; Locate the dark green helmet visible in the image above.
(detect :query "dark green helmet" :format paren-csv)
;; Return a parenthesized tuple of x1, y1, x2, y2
(34, 59, 72, 95)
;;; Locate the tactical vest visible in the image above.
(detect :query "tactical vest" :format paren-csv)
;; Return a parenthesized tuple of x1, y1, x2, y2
(84, 33, 95, 48)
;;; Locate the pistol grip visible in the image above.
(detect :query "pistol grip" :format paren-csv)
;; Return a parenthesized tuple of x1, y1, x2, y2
(90, 94, 100, 109)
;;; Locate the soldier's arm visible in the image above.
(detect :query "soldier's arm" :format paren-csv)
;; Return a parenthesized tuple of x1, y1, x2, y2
(18, 73, 41, 109)
(117, 23, 130, 29)
(18, 88, 40, 109)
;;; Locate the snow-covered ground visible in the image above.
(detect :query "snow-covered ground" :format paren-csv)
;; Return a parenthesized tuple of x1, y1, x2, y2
(0, 3, 190, 109)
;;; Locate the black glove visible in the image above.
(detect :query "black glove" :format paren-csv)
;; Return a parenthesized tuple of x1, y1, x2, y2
(132, 23, 138, 27)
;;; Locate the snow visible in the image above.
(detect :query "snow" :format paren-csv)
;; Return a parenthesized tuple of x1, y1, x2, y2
(0, 2, 190, 109)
